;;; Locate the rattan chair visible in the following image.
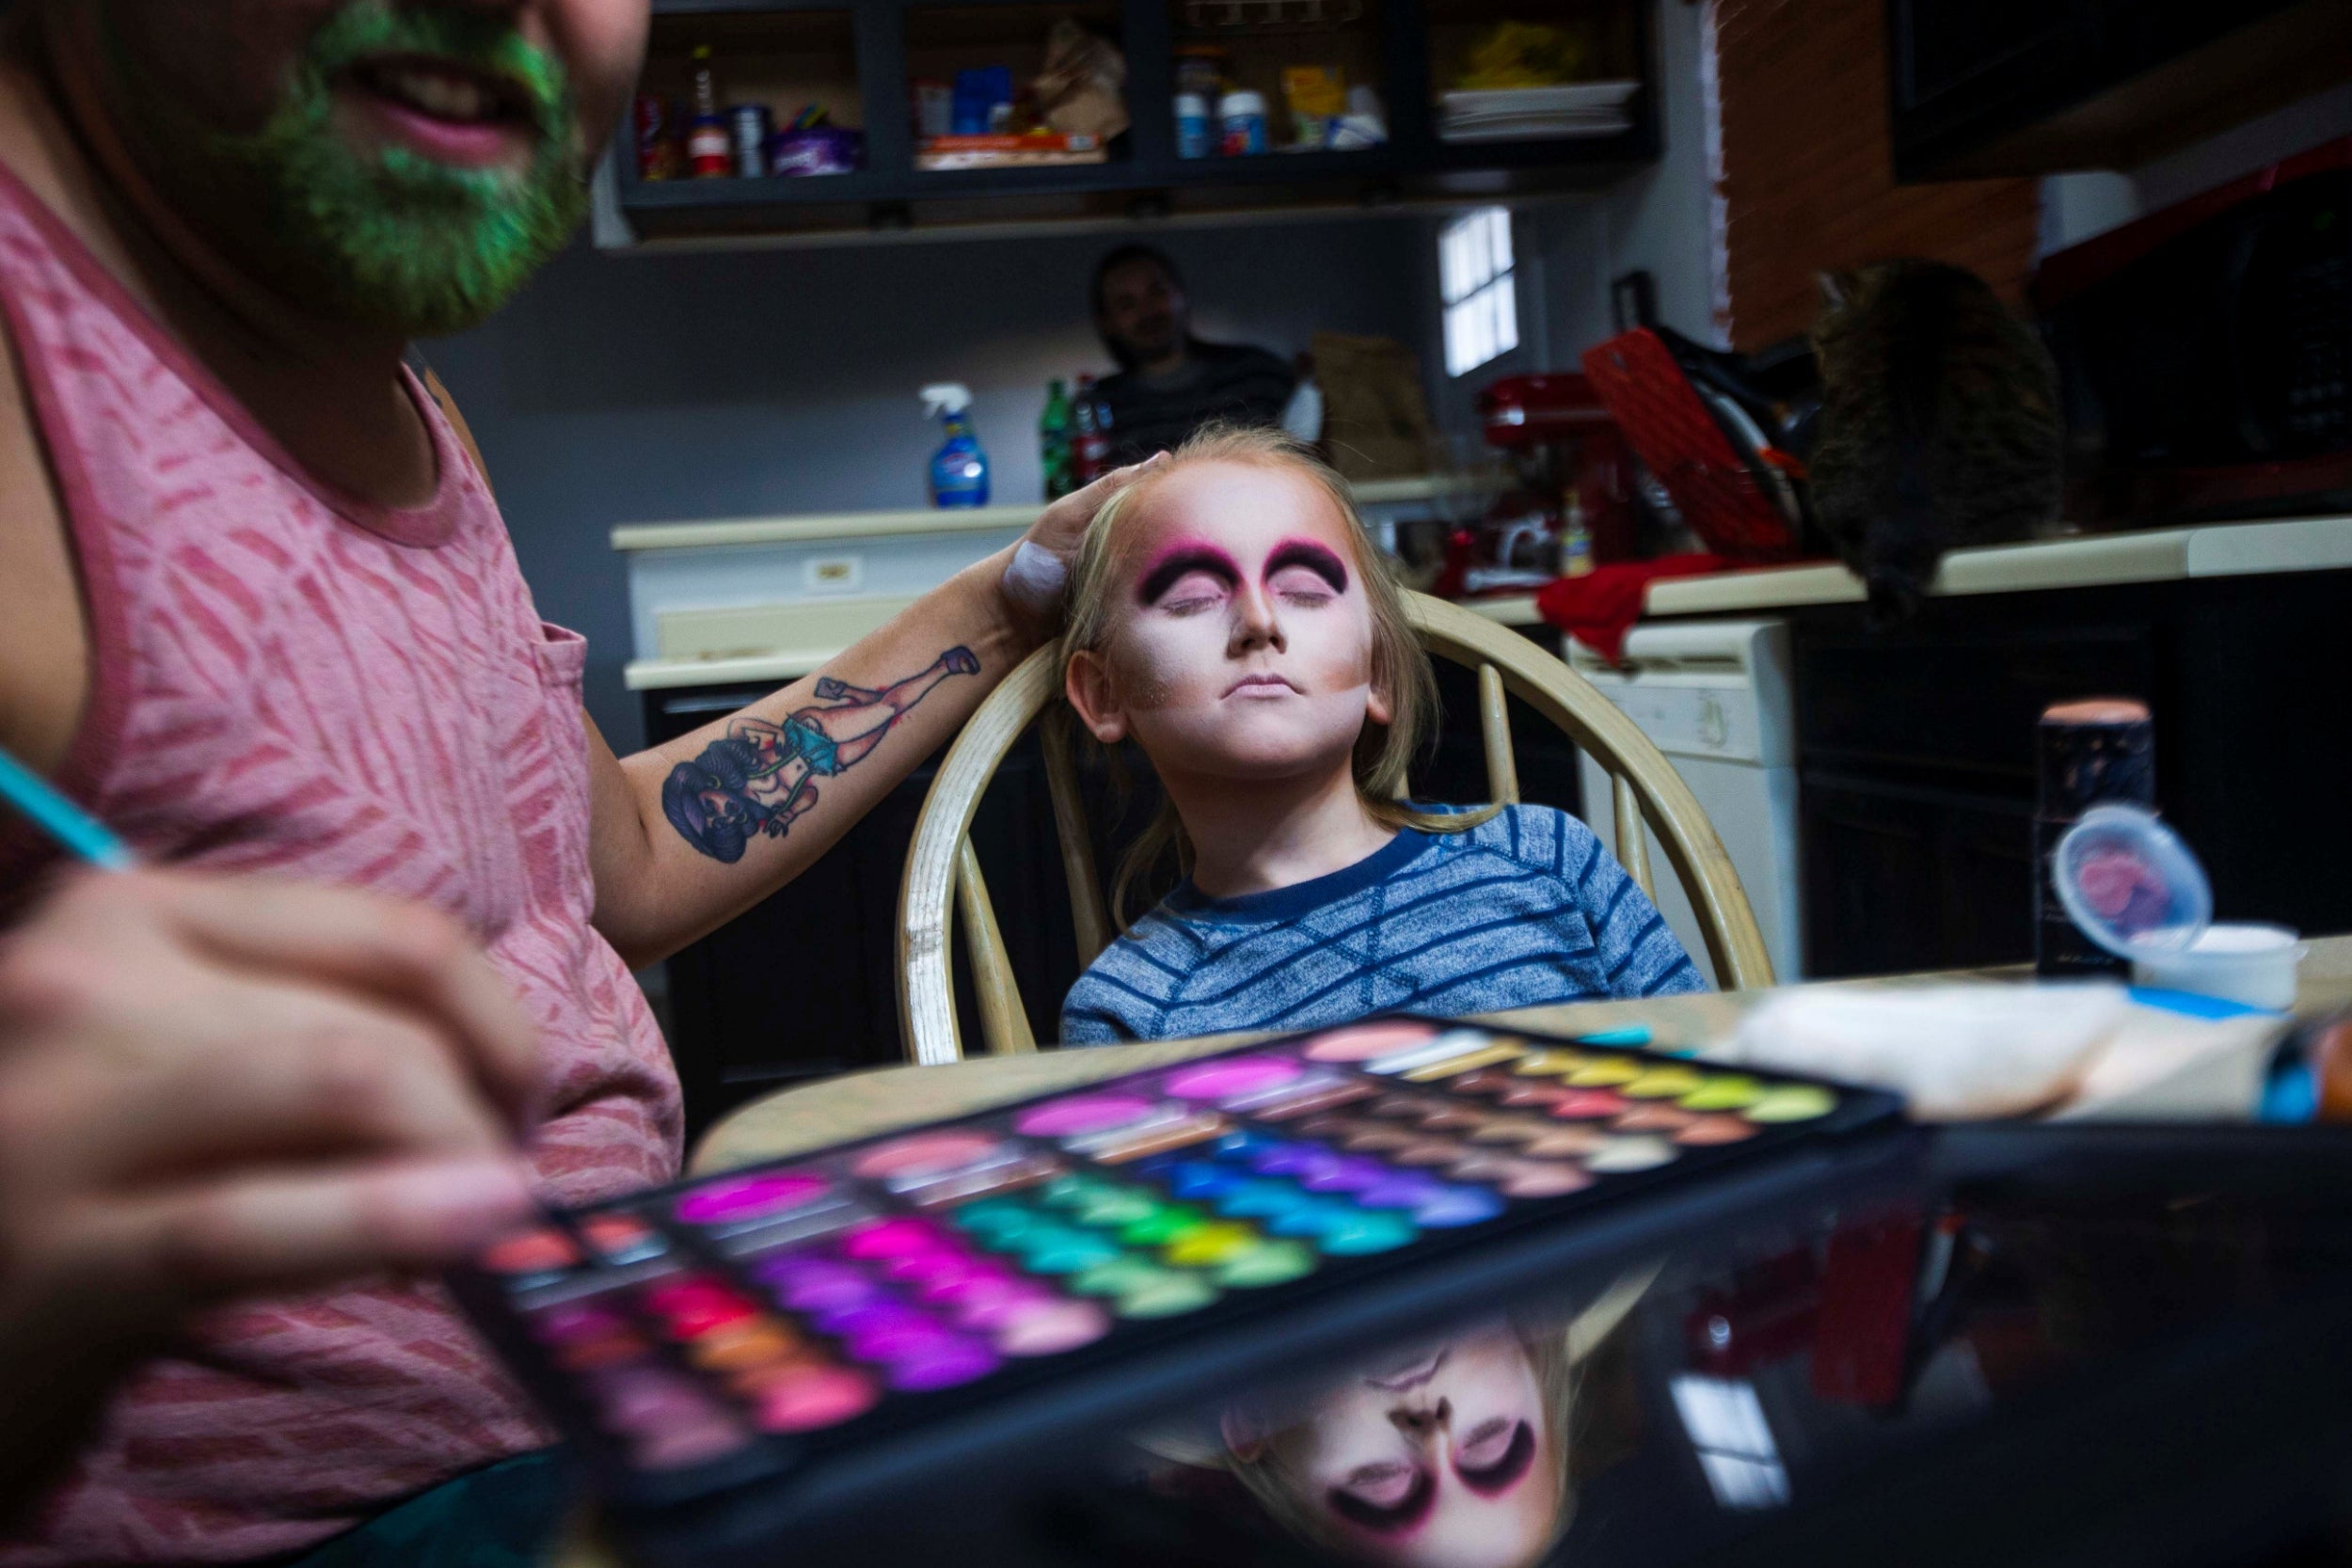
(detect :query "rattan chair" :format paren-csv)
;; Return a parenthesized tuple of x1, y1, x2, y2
(896, 593, 1772, 1065)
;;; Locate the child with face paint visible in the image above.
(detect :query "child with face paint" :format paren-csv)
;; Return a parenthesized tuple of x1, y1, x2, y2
(1057, 428, 1703, 1046)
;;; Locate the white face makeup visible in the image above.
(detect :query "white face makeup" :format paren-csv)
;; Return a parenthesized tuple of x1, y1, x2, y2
(1069, 462, 1389, 784)
(1251, 1324, 1561, 1568)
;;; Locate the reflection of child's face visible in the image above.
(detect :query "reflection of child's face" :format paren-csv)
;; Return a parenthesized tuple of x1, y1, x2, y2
(1248, 1324, 1560, 1568)
(1072, 462, 1388, 783)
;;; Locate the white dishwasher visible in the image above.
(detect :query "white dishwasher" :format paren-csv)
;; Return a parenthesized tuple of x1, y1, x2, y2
(1567, 620, 1803, 986)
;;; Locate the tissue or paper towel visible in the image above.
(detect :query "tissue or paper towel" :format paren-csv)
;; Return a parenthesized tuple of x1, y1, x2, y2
(1726, 984, 2132, 1119)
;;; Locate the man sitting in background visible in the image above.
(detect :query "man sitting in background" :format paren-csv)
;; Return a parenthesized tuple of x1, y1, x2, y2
(1091, 245, 1297, 463)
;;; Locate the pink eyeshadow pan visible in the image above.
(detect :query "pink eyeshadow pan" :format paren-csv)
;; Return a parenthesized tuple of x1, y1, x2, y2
(632, 1418, 748, 1470)
(850, 1132, 1002, 1181)
(841, 1217, 954, 1259)
(750, 1367, 880, 1433)
(884, 1251, 993, 1289)
(479, 1227, 578, 1275)
(675, 1172, 829, 1227)
(1162, 1054, 1302, 1101)
(935, 1276, 1060, 1329)
(1612, 1104, 1699, 1133)
(1304, 1020, 1440, 1062)
(991, 1299, 1112, 1355)
(1547, 1090, 1631, 1120)
(1498, 1163, 1595, 1197)
(1014, 1095, 1157, 1138)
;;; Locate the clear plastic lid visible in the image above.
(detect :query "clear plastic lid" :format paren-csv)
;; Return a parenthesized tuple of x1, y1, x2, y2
(2053, 803, 2212, 961)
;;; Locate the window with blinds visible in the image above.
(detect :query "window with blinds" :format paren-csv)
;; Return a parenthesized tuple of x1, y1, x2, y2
(1440, 206, 1519, 377)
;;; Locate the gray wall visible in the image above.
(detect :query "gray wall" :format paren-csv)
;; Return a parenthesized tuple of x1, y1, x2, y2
(1417, 0, 1721, 441)
(2042, 82, 2352, 255)
(428, 217, 1434, 752)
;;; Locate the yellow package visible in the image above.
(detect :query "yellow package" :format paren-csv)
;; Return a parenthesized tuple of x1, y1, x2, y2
(1458, 22, 1589, 89)
(1289, 65, 1345, 135)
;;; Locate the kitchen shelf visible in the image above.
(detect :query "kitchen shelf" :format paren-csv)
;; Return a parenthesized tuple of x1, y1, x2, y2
(617, 0, 1657, 244)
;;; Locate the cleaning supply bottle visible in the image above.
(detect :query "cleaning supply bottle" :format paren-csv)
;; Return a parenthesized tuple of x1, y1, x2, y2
(922, 384, 990, 508)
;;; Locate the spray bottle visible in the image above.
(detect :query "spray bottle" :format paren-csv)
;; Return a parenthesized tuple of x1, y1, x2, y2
(922, 383, 990, 508)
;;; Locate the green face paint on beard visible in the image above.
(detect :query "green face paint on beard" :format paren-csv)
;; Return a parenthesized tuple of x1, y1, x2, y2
(111, 2, 590, 337)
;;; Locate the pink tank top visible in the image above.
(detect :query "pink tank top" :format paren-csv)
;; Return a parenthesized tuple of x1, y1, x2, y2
(0, 166, 682, 1561)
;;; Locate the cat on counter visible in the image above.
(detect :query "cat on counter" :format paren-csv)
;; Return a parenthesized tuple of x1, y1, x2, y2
(1808, 260, 2064, 623)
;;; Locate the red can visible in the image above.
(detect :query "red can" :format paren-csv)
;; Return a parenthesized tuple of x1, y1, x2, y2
(686, 114, 732, 179)
(634, 93, 680, 181)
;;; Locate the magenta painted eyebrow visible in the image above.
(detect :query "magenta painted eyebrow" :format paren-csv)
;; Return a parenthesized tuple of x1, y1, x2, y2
(1136, 541, 1241, 605)
(1265, 538, 1349, 593)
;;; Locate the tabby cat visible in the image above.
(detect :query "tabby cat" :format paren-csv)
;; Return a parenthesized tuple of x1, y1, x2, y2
(1808, 260, 2064, 622)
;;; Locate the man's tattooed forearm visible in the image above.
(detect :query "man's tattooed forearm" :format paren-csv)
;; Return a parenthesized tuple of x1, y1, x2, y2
(660, 646, 980, 863)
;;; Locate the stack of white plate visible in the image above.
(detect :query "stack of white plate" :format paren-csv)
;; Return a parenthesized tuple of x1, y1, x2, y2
(1437, 81, 1639, 143)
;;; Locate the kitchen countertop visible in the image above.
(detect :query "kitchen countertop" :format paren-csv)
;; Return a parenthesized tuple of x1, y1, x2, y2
(623, 591, 1549, 690)
(610, 474, 1500, 554)
(622, 508, 2351, 693)
(1642, 512, 2352, 618)
(618, 475, 1527, 692)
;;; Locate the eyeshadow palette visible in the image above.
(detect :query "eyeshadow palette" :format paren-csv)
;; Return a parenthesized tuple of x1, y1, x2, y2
(448, 1018, 1901, 1540)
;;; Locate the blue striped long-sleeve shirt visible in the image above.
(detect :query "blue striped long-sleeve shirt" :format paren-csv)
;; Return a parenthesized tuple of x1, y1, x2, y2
(1058, 804, 1706, 1045)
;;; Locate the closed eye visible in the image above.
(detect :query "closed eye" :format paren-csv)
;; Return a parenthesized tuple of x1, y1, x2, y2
(1328, 1465, 1436, 1533)
(1265, 539, 1348, 594)
(1155, 571, 1232, 614)
(1454, 1418, 1536, 1496)
(1138, 546, 1240, 607)
(1269, 564, 1338, 606)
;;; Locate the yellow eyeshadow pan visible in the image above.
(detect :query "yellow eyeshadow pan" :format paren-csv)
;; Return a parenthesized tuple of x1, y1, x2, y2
(1679, 1076, 1764, 1111)
(1745, 1085, 1838, 1123)
(1512, 1050, 1594, 1076)
(1622, 1067, 1707, 1099)
(1403, 1043, 1528, 1080)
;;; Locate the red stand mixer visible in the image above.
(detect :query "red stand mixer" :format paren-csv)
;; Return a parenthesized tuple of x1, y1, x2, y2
(1440, 372, 1640, 598)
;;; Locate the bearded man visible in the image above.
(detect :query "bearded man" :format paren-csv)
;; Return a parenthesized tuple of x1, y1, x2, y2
(0, 4, 1141, 1560)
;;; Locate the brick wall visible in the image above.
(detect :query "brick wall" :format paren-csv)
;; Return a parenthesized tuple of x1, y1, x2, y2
(1711, 0, 2041, 350)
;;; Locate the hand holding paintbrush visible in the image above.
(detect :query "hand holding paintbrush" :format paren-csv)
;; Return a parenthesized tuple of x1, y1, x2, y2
(0, 745, 545, 1525)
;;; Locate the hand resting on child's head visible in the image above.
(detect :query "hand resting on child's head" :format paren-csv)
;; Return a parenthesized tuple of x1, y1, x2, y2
(1056, 428, 1703, 1045)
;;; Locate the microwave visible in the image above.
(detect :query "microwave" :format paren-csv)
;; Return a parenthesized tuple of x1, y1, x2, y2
(2037, 136, 2351, 526)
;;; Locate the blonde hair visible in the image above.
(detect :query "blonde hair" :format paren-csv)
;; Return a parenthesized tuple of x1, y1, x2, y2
(1060, 425, 1500, 924)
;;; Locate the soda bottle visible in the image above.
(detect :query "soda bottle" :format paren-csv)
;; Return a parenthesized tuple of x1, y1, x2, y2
(1039, 378, 1075, 500)
(1073, 374, 1113, 484)
(687, 46, 730, 178)
(691, 45, 722, 118)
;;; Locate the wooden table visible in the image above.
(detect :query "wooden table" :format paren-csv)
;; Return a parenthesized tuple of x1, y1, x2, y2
(694, 935, 2352, 1175)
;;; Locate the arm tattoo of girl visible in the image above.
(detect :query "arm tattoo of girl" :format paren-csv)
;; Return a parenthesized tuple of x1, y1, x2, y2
(660, 646, 980, 863)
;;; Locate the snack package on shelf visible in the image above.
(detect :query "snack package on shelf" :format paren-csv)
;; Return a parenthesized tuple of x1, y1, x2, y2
(1457, 21, 1590, 89)
(915, 21, 1124, 169)
(1281, 65, 1344, 149)
(1036, 20, 1128, 142)
(914, 134, 1106, 170)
